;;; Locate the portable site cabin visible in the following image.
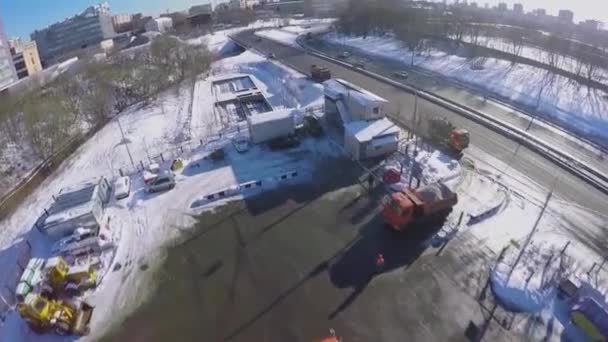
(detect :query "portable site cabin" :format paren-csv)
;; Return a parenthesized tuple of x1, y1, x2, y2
(35, 177, 112, 239)
(323, 78, 388, 124)
(344, 118, 400, 161)
(247, 109, 295, 143)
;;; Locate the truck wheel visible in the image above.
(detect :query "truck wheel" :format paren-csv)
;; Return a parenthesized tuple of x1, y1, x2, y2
(55, 322, 70, 335)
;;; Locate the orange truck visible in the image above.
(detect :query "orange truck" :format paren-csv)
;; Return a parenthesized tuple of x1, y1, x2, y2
(382, 182, 457, 231)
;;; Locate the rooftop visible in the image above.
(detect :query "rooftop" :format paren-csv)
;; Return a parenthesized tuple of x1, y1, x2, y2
(323, 78, 388, 104)
(344, 118, 400, 142)
(248, 109, 293, 125)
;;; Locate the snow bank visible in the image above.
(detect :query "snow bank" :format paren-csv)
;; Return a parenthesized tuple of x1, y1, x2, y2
(490, 242, 561, 313)
(321, 32, 608, 144)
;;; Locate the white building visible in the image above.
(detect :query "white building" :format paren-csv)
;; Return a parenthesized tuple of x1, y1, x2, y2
(344, 118, 401, 161)
(35, 177, 112, 238)
(324, 78, 400, 161)
(145, 17, 173, 33)
(248, 109, 295, 143)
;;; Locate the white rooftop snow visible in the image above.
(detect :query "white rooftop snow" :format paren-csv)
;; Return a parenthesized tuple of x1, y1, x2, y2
(344, 118, 400, 142)
(323, 78, 388, 105)
(247, 109, 293, 125)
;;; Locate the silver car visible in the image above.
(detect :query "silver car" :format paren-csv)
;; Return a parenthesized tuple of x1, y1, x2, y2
(146, 171, 176, 193)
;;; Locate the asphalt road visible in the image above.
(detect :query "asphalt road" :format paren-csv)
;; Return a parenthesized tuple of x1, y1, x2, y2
(234, 30, 608, 214)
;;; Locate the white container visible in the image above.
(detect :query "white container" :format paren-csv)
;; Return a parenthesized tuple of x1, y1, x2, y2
(247, 110, 295, 144)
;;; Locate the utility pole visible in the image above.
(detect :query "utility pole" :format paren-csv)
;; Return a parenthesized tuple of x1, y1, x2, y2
(116, 117, 136, 170)
(408, 90, 419, 189)
(506, 188, 554, 283)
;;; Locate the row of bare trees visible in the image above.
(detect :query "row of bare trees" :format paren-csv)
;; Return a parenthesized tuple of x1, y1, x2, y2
(336, 0, 606, 87)
(0, 34, 212, 162)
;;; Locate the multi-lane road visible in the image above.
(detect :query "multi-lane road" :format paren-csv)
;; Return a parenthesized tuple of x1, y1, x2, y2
(234, 29, 608, 216)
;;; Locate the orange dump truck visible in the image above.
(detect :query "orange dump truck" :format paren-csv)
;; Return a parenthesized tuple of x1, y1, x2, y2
(382, 182, 457, 231)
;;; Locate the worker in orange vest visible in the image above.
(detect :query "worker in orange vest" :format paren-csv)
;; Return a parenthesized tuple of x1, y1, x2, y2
(375, 253, 385, 272)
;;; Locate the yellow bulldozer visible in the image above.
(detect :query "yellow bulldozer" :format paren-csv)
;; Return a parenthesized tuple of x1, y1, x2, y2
(17, 293, 93, 336)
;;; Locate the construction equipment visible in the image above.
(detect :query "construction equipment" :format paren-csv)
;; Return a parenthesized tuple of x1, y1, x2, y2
(311, 64, 331, 82)
(428, 117, 470, 158)
(16, 256, 97, 301)
(17, 293, 93, 336)
(44, 256, 97, 296)
(382, 182, 457, 231)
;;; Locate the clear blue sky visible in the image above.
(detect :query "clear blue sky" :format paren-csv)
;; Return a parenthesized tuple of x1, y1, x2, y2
(2, 0, 608, 39)
(0, 0, 213, 39)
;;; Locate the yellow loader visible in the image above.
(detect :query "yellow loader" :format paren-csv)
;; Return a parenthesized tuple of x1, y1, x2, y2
(17, 293, 93, 336)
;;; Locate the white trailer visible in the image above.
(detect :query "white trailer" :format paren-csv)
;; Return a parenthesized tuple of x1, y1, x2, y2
(247, 109, 295, 144)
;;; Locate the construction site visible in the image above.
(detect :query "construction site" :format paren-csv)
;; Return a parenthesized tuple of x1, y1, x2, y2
(2, 20, 608, 342)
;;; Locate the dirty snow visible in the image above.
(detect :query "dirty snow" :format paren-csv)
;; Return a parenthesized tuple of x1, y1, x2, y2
(321, 32, 608, 144)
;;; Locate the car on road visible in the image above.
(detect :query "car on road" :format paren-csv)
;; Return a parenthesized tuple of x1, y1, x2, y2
(146, 170, 176, 193)
(268, 135, 300, 150)
(255, 36, 262, 42)
(337, 51, 351, 59)
(393, 71, 409, 79)
(114, 176, 131, 200)
(232, 135, 250, 153)
(268, 53, 276, 59)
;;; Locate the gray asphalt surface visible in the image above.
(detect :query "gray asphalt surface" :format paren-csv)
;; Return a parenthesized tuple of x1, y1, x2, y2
(234, 30, 608, 214)
(98, 170, 521, 342)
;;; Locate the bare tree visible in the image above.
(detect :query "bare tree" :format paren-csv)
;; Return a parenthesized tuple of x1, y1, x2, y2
(506, 27, 524, 59)
(396, 8, 428, 66)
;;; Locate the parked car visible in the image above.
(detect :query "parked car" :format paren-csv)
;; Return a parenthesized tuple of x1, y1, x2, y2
(232, 136, 250, 153)
(114, 176, 131, 200)
(393, 71, 409, 79)
(304, 116, 323, 137)
(268, 53, 276, 59)
(146, 170, 176, 193)
(337, 51, 351, 59)
(268, 135, 300, 150)
(51, 227, 97, 254)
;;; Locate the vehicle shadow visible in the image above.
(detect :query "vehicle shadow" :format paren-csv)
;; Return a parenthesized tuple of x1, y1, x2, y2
(327, 213, 444, 318)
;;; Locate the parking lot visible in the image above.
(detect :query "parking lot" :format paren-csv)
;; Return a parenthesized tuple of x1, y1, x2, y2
(98, 159, 520, 342)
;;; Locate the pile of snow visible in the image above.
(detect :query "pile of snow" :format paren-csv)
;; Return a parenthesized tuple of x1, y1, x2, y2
(377, 141, 462, 191)
(490, 241, 564, 313)
(321, 32, 608, 144)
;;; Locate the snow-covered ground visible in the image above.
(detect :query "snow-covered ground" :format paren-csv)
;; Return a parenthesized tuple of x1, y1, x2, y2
(255, 24, 332, 48)
(461, 34, 608, 84)
(321, 32, 608, 144)
(0, 28, 327, 342)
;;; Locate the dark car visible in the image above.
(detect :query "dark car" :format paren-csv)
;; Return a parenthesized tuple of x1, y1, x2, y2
(268, 135, 300, 150)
